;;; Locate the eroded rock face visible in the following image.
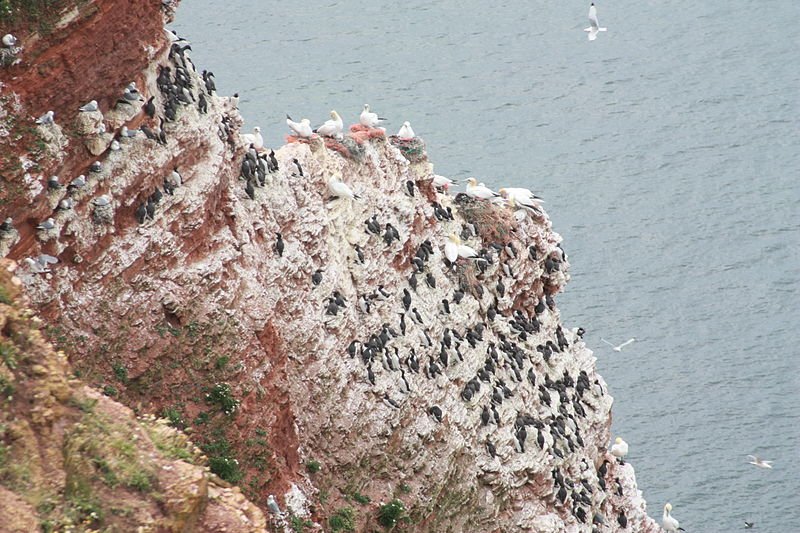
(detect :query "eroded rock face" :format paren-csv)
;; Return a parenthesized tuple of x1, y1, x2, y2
(0, 262, 266, 532)
(0, 1, 661, 531)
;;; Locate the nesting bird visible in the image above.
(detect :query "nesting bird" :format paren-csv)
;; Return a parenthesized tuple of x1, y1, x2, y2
(465, 177, 499, 199)
(286, 114, 313, 138)
(314, 110, 344, 139)
(397, 121, 415, 140)
(610, 436, 629, 464)
(359, 104, 387, 128)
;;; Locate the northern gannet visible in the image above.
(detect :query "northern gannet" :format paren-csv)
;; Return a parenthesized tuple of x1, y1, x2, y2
(286, 115, 313, 138)
(241, 126, 264, 149)
(397, 121, 415, 140)
(359, 104, 387, 128)
(746, 455, 773, 469)
(328, 177, 360, 200)
(601, 338, 636, 352)
(662, 503, 685, 532)
(584, 3, 608, 41)
(314, 110, 344, 138)
(432, 174, 457, 190)
(444, 234, 459, 263)
(465, 177, 499, 199)
(499, 187, 544, 208)
(610, 436, 628, 463)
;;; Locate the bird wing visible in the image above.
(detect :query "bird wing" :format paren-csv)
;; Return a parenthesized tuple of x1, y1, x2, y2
(589, 6, 600, 29)
(619, 338, 636, 349)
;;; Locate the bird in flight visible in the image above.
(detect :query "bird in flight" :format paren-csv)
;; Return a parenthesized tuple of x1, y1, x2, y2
(746, 455, 773, 469)
(584, 3, 608, 41)
(601, 338, 636, 352)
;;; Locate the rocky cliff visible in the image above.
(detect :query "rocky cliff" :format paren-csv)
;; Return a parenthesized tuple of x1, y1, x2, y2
(1, 1, 661, 531)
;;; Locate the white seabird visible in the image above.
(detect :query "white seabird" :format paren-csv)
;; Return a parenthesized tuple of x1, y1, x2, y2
(450, 234, 479, 259)
(746, 455, 773, 469)
(37, 218, 55, 231)
(327, 177, 360, 200)
(79, 100, 99, 112)
(314, 110, 344, 138)
(499, 187, 544, 208)
(432, 174, 457, 190)
(444, 234, 459, 263)
(359, 104, 386, 128)
(601, 338, 636, 352)
(584, 3, 607, 41)
(286, 115, 313, 138)
(35, 111, 55, 125)
(465, 177, 499, 200)
(610, 436, 628, 462)
(397, 121, 415, 140)
(662, 503, 684, 532)
(241, 126, 264, 149)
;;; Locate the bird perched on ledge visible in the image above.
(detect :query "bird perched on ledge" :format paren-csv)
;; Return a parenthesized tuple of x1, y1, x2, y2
(359, 104, 387, 128)
(286, 115, 313, 138)
(611, 436, 628, 464)
(314, 110, 344, 139)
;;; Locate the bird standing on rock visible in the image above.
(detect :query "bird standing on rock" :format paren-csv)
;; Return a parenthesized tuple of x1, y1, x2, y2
(465, 177, 499, 199)
(359, 104, 387, 128)
(314, 110, 343, 138)
(662, 503, 685, 532)
(397, 121, 415, 139)
(286, 114, 313, 138)
(274, 233, 285, 257)
(611, 437, 628, 464)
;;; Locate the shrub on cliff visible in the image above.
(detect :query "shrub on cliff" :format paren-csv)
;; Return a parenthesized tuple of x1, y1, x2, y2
(206, 382, 240, 415)
(329, 507, 356, 532)
(377, 499, 407, 529)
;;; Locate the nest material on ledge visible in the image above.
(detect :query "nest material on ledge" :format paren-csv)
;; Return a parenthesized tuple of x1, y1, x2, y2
(389, 136, 426, 163)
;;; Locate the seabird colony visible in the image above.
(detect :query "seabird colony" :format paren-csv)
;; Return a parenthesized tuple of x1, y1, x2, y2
(7, 24, 234, 270)
(220, 93, 649, 527)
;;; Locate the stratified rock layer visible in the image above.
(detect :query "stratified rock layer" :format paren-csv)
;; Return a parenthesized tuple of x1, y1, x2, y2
(1, 1, 662, 531)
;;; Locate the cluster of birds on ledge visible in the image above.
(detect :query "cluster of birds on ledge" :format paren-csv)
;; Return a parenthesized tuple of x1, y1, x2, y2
(5, 14, 777, 531)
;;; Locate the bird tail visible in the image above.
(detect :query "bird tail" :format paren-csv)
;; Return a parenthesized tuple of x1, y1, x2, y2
(286, 114, 293, 121)
(354, 194, 362, 200)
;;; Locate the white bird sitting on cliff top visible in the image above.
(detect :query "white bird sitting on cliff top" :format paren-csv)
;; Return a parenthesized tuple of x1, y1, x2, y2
(241, 126, 264, 150)
(448, 234, 479, 259)
(397, 121, 415, 140)
(314, 110, 344, 139)
(465, 177, 499, 200)
(35, 111, 55, 125)
(286, 115, 313, 138)
(584, 3, 607, 41)
(359, 104, 387, 128)
(499, 187, 543, 208)
(601, 338, 636, 352)
(79, 100, 99, 112)
(432, 174, 457, 190)
(327, 176, 360, 200)
(37, 218, 55, 231)
(746, 455, 773, 469)
(24, 254, 58, 274)
(2, 34, 17, 48)
(444, 234, 459, 264)
(662, 503, 685, 532)
(610, 436, 628, 463)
